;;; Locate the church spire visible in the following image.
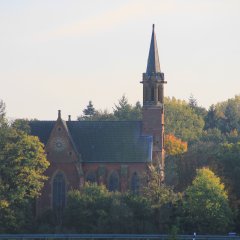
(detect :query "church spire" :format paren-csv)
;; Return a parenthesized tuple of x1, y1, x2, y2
(146, 24, 161, 75)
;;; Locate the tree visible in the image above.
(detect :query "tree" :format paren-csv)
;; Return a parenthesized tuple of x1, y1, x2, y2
(0, 120, 49, 232)
(62, 183, 153, 234)
(113, 95, 142, 120)
(83, 101, 96, 116)
(188, 95, 207, 118)
(165, 141, 220, 192)
(204, 105, 219, 130)
(11, 119, 31, 134)
(188, 94, 197, 108)
(63, 183, 112, 233)
(165, 134, 187, 156)
(205, 95, 240, 136)
(78, 101, 96, 120)
(0, 99, 6, 122)
(164, 97, 205, 142)
(91, 109, 116, 121)
(182, 168, 232, 234)
(142, 165, 179, 233)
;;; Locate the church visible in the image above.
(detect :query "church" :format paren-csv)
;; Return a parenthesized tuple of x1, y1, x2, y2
(30, 25, 167, 215)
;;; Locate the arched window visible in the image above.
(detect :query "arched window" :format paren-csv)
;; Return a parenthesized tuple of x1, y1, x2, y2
(151, 86, 154, 101)
(108, 172, 119, 192)
(86, 171, 97, 183)
(131, 172, 140, 194)
(158, 86, 161, 102)
(53, 172, 66, 210)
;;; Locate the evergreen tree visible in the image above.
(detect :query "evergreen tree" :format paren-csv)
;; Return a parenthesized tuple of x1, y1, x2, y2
(0, 99, 6, 121)
(83, 101, 96, 116)
(78, 101, 97, 120)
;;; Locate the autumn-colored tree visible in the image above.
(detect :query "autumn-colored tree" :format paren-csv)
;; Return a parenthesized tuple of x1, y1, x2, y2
(165, 134, 187, 156)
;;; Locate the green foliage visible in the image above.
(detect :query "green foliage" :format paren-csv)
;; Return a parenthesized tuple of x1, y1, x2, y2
(78, 101, 97, 120)
(63, 184, 111, 233)
(63, 183, 152, 233)
(142, 165, 180, 232)
(78, 96, 142, 121)
(113, 96, 142, 120)
(199, 128, 226, 143)
(83, 101, 96, 116)
(205, 95, 240, 136)
(188, 94, 207, 119)
(165, 142, 218, 191)
(0, 99, 5, 120)
(164, 97, 205, 142)
(217, 142, 240, 199)
(11, 119, 31, 134)
(182, 168, 232, 234)
(0, 119, 49, 232)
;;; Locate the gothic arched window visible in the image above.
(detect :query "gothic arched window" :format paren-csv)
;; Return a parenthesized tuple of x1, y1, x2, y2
(151, 86, 154, 101)
(131, 172, 140, 194)
(108, 172, 119, 192)
(53, 172, 66, 210)
(86, 171, 97, 183)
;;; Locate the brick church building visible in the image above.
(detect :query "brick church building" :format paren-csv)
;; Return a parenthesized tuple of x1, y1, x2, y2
(30, 25, 167, 215)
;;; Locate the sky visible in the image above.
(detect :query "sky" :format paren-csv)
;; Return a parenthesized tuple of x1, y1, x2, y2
(0, 0, 240, 120)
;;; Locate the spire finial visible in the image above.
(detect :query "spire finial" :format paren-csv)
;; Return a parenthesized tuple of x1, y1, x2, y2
(58, 110, 61, 119)
(152, 24, 155, 30)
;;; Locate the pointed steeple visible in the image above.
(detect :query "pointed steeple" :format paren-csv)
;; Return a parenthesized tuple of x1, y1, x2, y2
(146, 24, 161, 75)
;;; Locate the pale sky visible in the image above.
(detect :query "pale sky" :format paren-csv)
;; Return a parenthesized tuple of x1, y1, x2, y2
(0, 0, 240, 120)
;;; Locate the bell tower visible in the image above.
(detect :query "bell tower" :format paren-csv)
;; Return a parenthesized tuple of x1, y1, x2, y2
(141, 24, 167, 180)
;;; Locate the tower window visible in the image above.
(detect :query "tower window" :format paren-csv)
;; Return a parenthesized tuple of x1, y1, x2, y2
(151, 86, 154, 101)
(53, 172, 66, 210)
(158, 86, 161, 102)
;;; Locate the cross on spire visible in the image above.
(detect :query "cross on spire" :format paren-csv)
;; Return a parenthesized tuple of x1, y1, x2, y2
(146, 24, 161, 75)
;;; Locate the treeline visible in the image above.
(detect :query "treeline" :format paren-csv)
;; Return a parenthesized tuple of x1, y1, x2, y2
(1, 94, 240, 234)
(37, 167, 232, 234)
(78, 94, 240, 143)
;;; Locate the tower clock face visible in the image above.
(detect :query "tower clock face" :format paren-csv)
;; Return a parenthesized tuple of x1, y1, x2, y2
(53, 137, 66, 152)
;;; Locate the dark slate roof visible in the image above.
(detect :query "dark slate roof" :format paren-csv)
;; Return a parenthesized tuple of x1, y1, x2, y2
(29, 120, 152, 163)
(146, 24, 161, 75)
(29, 121, 55, 144)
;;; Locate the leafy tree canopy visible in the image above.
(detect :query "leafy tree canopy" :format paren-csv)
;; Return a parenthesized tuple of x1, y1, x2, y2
(205, 95, 240, 135)
(165, 134, 187, 156)
(78, 96, 141, 121)
(182, 168, 232, 234)
(165, 97, 205, 142)
(0, 115, 49, 232)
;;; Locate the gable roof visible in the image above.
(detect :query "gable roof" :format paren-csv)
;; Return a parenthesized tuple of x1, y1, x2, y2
(29, 120, 152, 163)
